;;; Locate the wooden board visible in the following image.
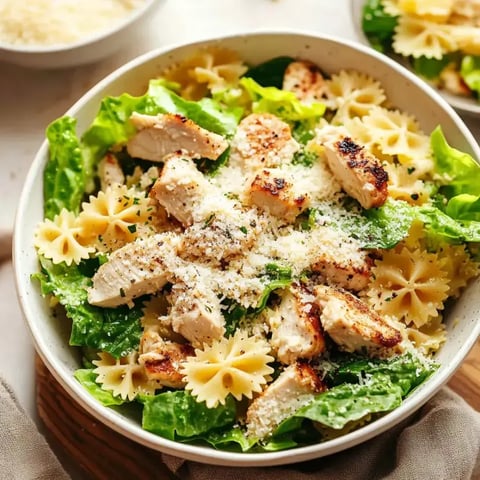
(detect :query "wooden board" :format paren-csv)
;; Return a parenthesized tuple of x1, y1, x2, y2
(35, 341, 480, 479)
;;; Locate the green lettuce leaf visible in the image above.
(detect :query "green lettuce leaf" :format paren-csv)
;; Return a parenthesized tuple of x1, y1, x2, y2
(44, 116, 85, 219)
(361, 0, 398, 52)
(33, 256, 143, 358)
(74, 369, 125, 406)
(240, 77, 325, 122)
(295, 374, 403, 430)
(331, 353, 438, 396)
(328, 199, 414, 249)
(147, 80, 242, 136)
(445, 194, 480, 221)
(142, 391, 236, 440)
(430, 125, 480, 198)
(291, 354, 437, 430)
(81, 93, 159, 170)
(255, 263, 293, 313)
(361, 199, 415, 248)
(416, 205, 480, 243)
(460, 55, 480, 97)
(412, 55, 453, 80)
(243, 56, 294, 88)
(194, 426, 258, 452)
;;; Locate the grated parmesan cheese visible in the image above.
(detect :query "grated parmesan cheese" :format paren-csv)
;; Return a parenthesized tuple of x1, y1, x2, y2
(0, 0, 146, 46)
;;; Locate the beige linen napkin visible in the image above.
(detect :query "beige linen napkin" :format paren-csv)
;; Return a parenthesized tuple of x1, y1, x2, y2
(0, 377, 69, 480)
(1, 379, 479, 479)
(162, 388, 480, 480)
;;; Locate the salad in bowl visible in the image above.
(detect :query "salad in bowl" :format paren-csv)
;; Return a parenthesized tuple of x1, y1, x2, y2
(355, 0, 480, 116)
(14, 32, 480, 465)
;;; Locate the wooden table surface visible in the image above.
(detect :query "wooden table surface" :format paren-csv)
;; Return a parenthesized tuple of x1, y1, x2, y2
(35, 340, 480, 479)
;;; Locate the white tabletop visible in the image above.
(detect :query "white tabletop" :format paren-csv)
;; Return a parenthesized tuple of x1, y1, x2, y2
(0, 0, 479, 475)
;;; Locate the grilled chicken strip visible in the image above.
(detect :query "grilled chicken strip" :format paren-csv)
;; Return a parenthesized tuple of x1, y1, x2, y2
(246, 168, 309, 222)
(169, 283, 225, 348)
(314, 285, 402, 356)
(88, 232, 180, 308)
(150, 155, 211, 227)
(282, 60, 327, 104)
(270, 284, 326, 364)
(246, 362, 324, 439)
(127, 112, 228, 162)
(98, 152, 125, 190)
(231, 113, 299, 171)
(139, 330, 193, 388)
(322, 136, 388, 209)
(180, 214, 257, 264)
(311, 249, 372, 292)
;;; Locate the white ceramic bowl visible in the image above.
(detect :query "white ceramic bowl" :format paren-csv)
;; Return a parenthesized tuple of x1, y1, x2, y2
(0, 0, 163, 69)
(14, 31, 480, 466)
(350, 0, 480, 118)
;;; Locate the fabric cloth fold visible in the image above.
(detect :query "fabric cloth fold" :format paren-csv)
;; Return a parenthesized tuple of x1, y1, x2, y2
(0, 377, 69, 480)
(162, 388, 480, 480)
(0, 379, 478, 479)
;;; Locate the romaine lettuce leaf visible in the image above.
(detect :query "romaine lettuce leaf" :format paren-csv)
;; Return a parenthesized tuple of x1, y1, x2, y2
(331, 353, 438, 396)
(460, 55, 480, 97)
(445, 194, 480, 222)
(142, 390, 236, 440)
(74, 369, 125, 406)
(295, 374, 403, 430)
(328, 199, 414, 249)
(412, 55, 453, 80)
(430, 125, 480, 198)
(243, 56, 294, 88)
(147, 80, 243, 136)
(255, 263, 293, 313)
(240, 77, 325, 122)
(416, 205, 480, 243)
(361, 199, 415, 248)
(81, 93, 159, 170)
(286, 354, 437, 431)
(44, 116, 85, 219)
(33, 256, 143, 358)
(361, 0, 398, 52)
(193, 426, 258, 452)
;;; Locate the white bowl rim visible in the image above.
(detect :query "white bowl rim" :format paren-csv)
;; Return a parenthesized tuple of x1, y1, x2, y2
(13, 28, 480, 467)
(0, 0, 161, 54)
(348, 0, 480, 117)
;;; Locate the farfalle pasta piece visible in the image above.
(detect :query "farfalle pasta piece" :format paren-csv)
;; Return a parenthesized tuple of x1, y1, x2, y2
(77, 184, 156, 252)
(395, 0, 455, 21)
(324, 70, 386, 124)
(362, 107, 433, 170)
(382, 0, 402, 16)
(181, 331, 274, 408)
(366, 246, 450, 328)
(162, 47, 248, 100)
(383, 162, 430, 204)
(393, 16, 458, 59)
(93, 351, 160, 401)
(438, 244, 480, 298)
(450, 0, 480, 27)
(448, 25, 480, 55)
(343, 117, 393, 162)
(404, 318, 447, 355)
(34, 208, 94, 265)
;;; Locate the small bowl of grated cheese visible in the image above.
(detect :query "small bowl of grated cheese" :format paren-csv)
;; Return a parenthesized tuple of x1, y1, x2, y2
(0, 0, 163, 68)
